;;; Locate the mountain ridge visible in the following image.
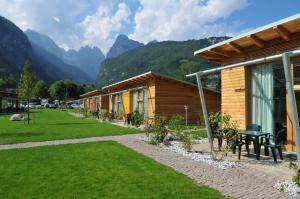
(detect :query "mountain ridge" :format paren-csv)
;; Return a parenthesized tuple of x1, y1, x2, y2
(25, 30, 105, 80)
(0, 16, 93, 87)
(106, 34, 144, 59)
(96, 37, 229, 88)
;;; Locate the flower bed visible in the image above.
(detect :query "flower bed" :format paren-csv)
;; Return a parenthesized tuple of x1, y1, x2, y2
(274, 180, 300, 197)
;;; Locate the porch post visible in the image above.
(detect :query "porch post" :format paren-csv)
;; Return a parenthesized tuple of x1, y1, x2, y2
(195, 73, 213, 145)
(282, 53, 300, 163)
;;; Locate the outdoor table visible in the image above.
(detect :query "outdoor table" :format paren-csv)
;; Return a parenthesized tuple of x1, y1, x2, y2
(238, 130, 270, 160)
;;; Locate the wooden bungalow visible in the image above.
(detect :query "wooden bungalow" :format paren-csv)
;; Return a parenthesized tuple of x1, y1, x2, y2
(102, 71, 221, 124)
(0, 91, 18, 113)
(79, 90, 108, 112)
(192, 13, 300, 152)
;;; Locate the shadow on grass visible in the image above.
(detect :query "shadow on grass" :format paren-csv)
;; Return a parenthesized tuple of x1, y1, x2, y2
(0, 132, 45, 138)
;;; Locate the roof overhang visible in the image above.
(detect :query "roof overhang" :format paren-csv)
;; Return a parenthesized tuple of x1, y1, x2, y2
(0, 91, 17, 98)
(79, 90, 105, 98)
(102, 71, 219, 93)
(194, 13, 300, 65)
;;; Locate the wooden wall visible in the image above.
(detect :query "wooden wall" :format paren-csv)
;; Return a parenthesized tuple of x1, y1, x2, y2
(221, 66, 248, 129)
(154, 79, 221, 124)
(147, 80, 156, 121)
(100, 95, 109, 111)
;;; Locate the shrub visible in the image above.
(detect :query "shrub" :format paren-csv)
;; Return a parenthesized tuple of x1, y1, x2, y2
(208, 111, 239, 159)
(145, 116, 169, 144)
(99, 109, 108, 121)
(288, 161, 300, 186)
(168, 115, 184, 131)
(132, 110, 144, 127)
(179, 131, 192, 151)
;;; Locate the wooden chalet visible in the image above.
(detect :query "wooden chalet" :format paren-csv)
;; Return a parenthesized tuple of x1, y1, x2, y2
(193, 13, 300, 152)
(79, 90, 108, 112)
(102, 71, 221, 123)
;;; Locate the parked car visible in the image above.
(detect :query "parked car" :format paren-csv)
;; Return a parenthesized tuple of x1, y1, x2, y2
(70, 104, 81, 109)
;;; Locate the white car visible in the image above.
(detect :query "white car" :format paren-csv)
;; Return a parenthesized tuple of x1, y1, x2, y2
(70, 104, 81, 109)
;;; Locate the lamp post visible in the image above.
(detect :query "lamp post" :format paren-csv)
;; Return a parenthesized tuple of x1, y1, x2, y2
(184, 105, 188, 126)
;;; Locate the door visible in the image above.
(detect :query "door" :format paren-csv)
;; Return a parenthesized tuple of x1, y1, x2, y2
(123, 92, 130, 115)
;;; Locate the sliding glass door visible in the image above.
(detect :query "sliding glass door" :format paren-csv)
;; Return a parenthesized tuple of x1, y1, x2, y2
(250, 62, 286, 135)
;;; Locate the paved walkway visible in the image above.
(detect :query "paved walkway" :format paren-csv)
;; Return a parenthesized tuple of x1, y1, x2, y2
(0, 134, 294, 199)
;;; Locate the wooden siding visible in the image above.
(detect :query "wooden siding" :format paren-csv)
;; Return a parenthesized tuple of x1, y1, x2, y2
(155, 79, 220, 124)
(100, 95, 109, 111)
(147, 80, 156, 120)
(221, 66, 247, 129)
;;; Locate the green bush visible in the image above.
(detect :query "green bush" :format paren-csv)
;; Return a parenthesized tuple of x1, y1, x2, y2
(145, 116, 169, 144)
(99, 109, 108, 121)
(289, 161, 300, 186)
(168, 115, 184, 131)
(208, 111, 239, 158)
(132, 110, 144, 127)
(179, 131, 192, 151)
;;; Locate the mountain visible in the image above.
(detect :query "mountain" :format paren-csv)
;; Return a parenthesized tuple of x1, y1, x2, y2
(106, 34, 144, 58)
(30, 42, 93, 84)
(63, 46, 105, 80)
(25, 30, 105, 80)
(25, 29, 64, 59)
(0, 16, 32, 87)
(96, 37, 229, 88)
(0, 16, 92, 87)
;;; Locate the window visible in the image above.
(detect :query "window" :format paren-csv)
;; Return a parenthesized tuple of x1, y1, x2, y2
(131, 89, 148, 118)
(112, 94, 123, 116)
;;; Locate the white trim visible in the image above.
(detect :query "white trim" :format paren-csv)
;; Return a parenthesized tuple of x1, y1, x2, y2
(194, 13, 300, 55)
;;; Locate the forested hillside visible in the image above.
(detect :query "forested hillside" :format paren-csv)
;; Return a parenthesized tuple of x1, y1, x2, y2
(96, 37, 228, 87)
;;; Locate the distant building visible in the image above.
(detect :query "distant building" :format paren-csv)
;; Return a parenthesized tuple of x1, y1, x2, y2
(0, 91, 18, 113)
(102, 71, 221, 124)
(79, 90, 108, 112)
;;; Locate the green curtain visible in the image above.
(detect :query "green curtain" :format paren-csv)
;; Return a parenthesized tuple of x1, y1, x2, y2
(251, 63, 274, 135)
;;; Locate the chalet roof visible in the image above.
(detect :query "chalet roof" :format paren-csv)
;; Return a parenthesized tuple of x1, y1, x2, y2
(194, 13, 300, 64)
(102, 71, 218, 93)
(0, 91, 17, 98)
(79, 90, 105, 98)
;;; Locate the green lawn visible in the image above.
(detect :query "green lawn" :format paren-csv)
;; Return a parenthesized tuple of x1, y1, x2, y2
(0, 109, 138, 144)
(0, 141, 225, 198)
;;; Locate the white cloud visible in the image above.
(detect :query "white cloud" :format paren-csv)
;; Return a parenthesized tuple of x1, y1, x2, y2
(0, 0, 249, 54)
(0, 0, 131, 53)
(129, 0, 249, 43)
(53, 17, 60, 23)
(81, 2, 131, 53)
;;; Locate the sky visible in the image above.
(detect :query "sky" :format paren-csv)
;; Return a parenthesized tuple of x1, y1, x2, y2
(0, 0, 299, 54)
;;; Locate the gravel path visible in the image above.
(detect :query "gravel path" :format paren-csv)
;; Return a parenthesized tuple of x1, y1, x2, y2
(0, 133, 294, 199)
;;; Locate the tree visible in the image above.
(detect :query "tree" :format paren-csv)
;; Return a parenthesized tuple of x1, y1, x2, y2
(18, 60, 35, 124)
(33, 80, 49, 99)
(64, 80, 80, 100)
(49, 80, 66, 101)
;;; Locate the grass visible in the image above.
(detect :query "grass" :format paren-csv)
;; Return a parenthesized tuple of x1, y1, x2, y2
(0, 141, 225, 198)
(192, 129, 208, 139)
(0, 109, 139, 144)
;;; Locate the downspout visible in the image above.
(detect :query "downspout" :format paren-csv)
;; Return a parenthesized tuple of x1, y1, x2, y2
(282, 53, 300, 163)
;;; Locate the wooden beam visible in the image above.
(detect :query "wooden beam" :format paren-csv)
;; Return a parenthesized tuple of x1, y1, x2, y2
(200, 52, 224, 59)
(209, 49, 231, 57)
(208, 59, 222, 64)
(249, 34, 265, 48)
(227, 42, 244, 54)
(274, 25, 291, 41)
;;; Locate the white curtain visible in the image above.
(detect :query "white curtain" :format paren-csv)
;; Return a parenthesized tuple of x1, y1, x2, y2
(251, 63, 274, 135)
